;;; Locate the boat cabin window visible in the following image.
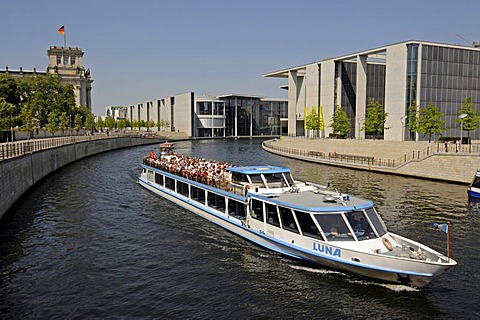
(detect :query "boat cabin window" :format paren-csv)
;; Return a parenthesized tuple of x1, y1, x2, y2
(165, 177, 175, 191)
(191, 185, 206, 204)
(364, 207, 387, 237)
(284, 172, 294, 186)
(471, 176, 480, 188)
(279, 207, 299, 234)
(314, 213, 354, 241)
(228, 199, 246, 219)
(248, 174, 266, 188)
(207, 192, 225, 213)
(250, 199, 264, 221)
(263, 173, 288, 188)
(232, 172, 248, 183)
(294, 210, 324, 240)
(266, 203, 280, 227)
(177, 181, 189, 197)
(155, 173, 164, 186)
(344, 210, 377, 240)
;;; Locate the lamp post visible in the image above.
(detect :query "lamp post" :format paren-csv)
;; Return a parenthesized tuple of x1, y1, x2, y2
(458, 113, 467, 145)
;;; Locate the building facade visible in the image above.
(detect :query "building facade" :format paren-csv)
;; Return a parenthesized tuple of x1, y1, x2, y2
(1, 46, 93, 112)
(125, 93, 287, 137)
(264, 40, 480, 141)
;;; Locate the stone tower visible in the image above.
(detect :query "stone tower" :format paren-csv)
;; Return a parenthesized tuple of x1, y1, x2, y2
(46, 46, 93, 111)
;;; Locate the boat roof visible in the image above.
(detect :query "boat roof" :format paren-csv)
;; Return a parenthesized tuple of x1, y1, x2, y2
(253, 190, 374, 212)
(227, 165, 290, 175)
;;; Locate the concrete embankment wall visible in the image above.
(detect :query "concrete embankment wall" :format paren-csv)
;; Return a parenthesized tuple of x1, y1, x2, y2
(263, 144, 478, 184)
(0, 137, 160, 221)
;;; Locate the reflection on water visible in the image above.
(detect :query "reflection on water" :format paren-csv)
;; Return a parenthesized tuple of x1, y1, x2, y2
(0, 138, 479, 319)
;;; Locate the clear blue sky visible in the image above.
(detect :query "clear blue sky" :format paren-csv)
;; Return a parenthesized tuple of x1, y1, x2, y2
(1, 0, 479, 115)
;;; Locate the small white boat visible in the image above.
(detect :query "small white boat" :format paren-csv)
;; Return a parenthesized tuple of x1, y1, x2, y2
(139, 153, 456, 287)
(467, 169, 480, 198)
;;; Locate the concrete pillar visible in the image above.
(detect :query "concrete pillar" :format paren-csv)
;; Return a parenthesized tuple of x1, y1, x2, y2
(288, 70, 298, 135)
(356, 55, 368, 139)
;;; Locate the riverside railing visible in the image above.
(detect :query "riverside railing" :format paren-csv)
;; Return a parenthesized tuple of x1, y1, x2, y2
(263, 139, 480, 169)
(0, 134, 119, 161)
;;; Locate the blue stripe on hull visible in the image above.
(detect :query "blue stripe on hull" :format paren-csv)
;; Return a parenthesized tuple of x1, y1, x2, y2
(468, 188, 480, 198)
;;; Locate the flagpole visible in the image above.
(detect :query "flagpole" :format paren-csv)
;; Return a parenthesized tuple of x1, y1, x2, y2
(447, 221, 451, 262)
(64, 26, 67, 47)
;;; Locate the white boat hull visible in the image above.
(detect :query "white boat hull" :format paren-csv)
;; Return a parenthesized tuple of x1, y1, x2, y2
(138, 176, 455, 287)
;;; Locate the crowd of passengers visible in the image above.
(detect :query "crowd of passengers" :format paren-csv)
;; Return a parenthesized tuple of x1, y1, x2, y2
(144, 151, 235, 188)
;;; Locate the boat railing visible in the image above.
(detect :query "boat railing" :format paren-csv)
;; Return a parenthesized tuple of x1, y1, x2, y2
(143, 156, 249, 195)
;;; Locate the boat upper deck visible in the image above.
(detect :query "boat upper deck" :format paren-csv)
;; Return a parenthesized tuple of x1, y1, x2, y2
(251, 187, 374, 212)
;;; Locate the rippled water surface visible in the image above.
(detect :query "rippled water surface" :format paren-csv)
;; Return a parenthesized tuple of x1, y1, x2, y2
(1, 139, 478, 319)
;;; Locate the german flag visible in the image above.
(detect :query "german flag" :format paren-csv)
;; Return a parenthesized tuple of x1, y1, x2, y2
(58, 25, 65, 34)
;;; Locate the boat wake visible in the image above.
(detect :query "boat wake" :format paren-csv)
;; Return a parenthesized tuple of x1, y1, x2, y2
(289, 265, 419, 292)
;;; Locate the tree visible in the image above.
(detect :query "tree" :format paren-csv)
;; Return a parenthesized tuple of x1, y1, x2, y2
(96, 117, 105, 132)
(117, 119, 127, 131)
(58, 112, 71, 135)
(84, 113, 95, 134)
(104, 116, 116, 132)
(45, 110, 59, 136)
(0, 98, 17, 130)
(417, 101, 445, 142)
(19, 106, 40, 138)
(304, 107, 320, 138)
(0, 74, 20, 105)
(74, 114, 83, 134)
(456, 96, 480, 141)
(17, 74, 75, 127)
(405, 101, 419, 132)
(362, 98, 389, 139)
(329, 107, 350, 138)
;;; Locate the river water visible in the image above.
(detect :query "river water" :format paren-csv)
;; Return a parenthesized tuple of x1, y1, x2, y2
(0, 138, 478, 319)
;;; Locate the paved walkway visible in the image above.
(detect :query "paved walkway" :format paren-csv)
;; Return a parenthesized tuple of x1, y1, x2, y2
(264, 137, 480, 184)
(273, 137, 437, 159)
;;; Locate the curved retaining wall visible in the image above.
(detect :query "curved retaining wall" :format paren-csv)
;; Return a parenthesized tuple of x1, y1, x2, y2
(0, 137, 161, 221)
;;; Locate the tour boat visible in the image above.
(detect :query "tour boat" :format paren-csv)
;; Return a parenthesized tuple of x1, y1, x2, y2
(159, 141, 175, 152)
(467, 169, 480, 198)
(138, 153, 457, 287)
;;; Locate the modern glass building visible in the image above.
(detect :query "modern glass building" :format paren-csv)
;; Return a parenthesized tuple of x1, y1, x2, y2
(264, 40, 480, 141)
(127, 93, 287, 138)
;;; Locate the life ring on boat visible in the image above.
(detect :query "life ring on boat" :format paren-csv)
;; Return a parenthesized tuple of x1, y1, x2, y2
(382, 236, 394, 251)
(245, 184, 250, 190)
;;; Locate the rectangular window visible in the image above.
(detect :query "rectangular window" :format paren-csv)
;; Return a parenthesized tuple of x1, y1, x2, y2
(213, 102, 224, 115)
(344, 210, 377, 241)
(191, 185, 205, 204)
(71, 56, 76, 65)
(165, 177, 175, 190)
(250, 199, 264, 221)
(56, 55, 62, 65)
(228, 199, 246, 219)
(294, 210, 323, 240)
(207, 191, 225, 212)
(63, 55, 69, 65)
(265, 203, 280, 227)
(263, 173, 287, 188)
(314, 213, 354, 241)
(155, 173, 164, 186)
(279, 207, 299, 234)
(177, 181, 189, 197)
